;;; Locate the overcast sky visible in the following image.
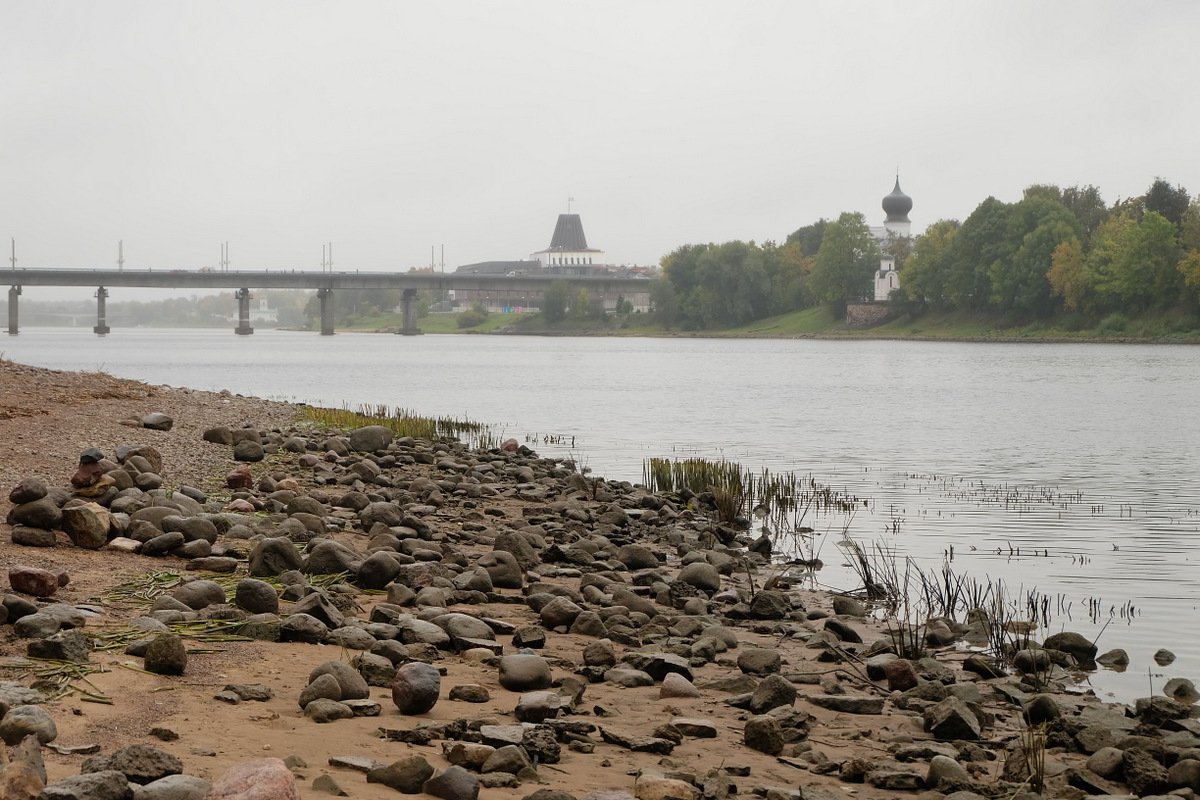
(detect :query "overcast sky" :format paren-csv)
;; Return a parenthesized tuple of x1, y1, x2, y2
(3, 1, 1198, 280)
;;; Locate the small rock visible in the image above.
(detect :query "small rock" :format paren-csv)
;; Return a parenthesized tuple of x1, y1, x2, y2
(206, 758, 301, 799)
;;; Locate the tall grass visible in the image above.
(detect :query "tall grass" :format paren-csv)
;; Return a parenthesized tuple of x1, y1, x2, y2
(302, 404, 499, 449)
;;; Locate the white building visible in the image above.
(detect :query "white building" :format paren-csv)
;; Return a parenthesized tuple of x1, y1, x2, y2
(530, 214, 606, 272)
(871, 177, 913, 302)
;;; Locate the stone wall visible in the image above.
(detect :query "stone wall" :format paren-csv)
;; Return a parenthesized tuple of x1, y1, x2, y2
(845, 302, 890, 328)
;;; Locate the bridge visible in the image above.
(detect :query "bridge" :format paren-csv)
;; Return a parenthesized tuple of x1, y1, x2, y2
(4, 268, 653, 336)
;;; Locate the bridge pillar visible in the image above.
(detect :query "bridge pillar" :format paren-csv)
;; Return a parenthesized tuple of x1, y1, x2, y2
(399, 288, 422, 336)
(234, 288, 253, 335)
(7, 286, 19, 335)
(318, 288, 334, 335)
(93, 287, 111, 335)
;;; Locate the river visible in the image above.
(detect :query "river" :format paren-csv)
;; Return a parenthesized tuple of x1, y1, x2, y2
(5, 327, 1200, 702)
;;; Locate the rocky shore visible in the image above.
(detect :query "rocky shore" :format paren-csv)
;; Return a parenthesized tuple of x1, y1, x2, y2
(2, 359, 1199, 800)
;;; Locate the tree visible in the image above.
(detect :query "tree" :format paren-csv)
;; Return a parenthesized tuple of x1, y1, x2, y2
(785, 219, 828, 257)
(1180, 249, 1200, 296)
(1047, 238, 1090, 312)
(944, 197, 1011, 310)
(1144, 178, 1190, 229)
(900, 219, 958, 306)
(648, 280, 679, 326)
(810, 212, 879, 309)
(988, 197, 1082, 317)
(542, 280, 571, 323)
(1111, 211, 1180, 309)
(1060, 185, 1109, 239)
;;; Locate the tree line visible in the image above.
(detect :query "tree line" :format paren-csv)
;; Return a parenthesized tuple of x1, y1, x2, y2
(650, 178, 1200, 330)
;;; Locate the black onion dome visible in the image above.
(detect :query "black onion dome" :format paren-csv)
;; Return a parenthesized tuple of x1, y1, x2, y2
(882, 177, 912, 223)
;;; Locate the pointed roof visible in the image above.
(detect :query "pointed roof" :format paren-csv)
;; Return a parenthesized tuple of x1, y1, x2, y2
(549, 214, 588, 250)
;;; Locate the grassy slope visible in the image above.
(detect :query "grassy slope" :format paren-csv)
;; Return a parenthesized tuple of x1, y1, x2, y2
(335, 307, 1200, 343)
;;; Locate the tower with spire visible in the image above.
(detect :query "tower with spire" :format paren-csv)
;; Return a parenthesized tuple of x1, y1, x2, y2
(873, 175, 913, 301)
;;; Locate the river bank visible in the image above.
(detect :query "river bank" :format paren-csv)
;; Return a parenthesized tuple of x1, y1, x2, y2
(2, 361, 1199, 799)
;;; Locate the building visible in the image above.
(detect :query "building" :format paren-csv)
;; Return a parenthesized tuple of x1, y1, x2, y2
(530, 214, 606, 272)
(871, 177, 913, 302)
(453, 212, 652, 313)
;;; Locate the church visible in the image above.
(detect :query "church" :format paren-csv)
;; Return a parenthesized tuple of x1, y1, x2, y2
(870, 177, 913, 302)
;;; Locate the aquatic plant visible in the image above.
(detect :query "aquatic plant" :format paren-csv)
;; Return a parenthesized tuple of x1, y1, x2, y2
(302, 404, 499, 448)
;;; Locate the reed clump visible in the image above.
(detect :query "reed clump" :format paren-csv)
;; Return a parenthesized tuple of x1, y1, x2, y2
(302, 404, 498, 448)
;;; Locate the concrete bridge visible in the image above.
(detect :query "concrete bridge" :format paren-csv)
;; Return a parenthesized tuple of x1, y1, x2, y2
(5, 268, 653, 335)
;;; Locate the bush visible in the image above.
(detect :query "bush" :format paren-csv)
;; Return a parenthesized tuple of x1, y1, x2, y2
(456, 303, 489, 329)
(1097, 312, 1128, 335)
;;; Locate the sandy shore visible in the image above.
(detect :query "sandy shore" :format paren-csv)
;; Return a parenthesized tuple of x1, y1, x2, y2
(1, 358, 1194, 800)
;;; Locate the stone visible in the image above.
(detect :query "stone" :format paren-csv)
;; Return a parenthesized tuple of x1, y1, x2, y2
(480, 745, 532, 775)
(423, 765, 481, 800)
(249, 537, 304, 577)
(743, 715, 783, 755)
(1023, 693, 1061, 725)
(737, 648, 780, 676)
(884, 658, 919, 691)
(449, 683, 490, 703)
(233, 440, 265, 462)
(171, 579, 226, 610)
(81, 744, 182, 785)
(499, 654, 552, 691)
(1165, 677, 1200, 705)
(515, 690, 560, 723)
(206, 758, 301, 799)
(357, 551, 402, 590)
(1154, 647, 1176, 666)
(225, 466, 253, 489)
(660, 672, 701, 699)
(8, 477, 48, 504)
(0, 705, 57, 745)
(10, 526, 57, 547)
(131, 773, 211, 798)
(1097, 647, 1130, 668)
(349, 425, 393, 453)
(234, 579, 279, 614)
(832, 596, 866, 617)
(143, 634, 188, 675)
(634, 770, 697, 800)
(60, 502, 111, 549)
(7, 497, 62, 531)
(926, 754, 971, 789)
(924, 696, 981, 741)
(1167, 758, 1200, 793)
(748, 674, 796, 713)
(392, 661, 441, 714)
(1085, 746, 1125, 778)
(478, 550, 524, 589)
(299, 674, 342, 708)
(676, 562, 720, 593)
(539, 596, 583, 628)
(27, 630, 90, 663)
(309, 660, 370, 700)
(37, 770, 129, 800)
(671, 718, 717, 738)
(141, 412, 174, 430)
(1124, 747, 1168, 796)
(8, 566, 60, 597)
(305, 698, 354, 722)
(1043, 631, 1097, 666)
(368, 755, 434, 793)
(807, 695, 885, 715)
(290, 591, 345, 629)
(749, 589, 792, 619)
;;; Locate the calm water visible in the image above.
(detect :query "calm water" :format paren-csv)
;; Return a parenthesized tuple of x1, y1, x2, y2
(5, 327, 1200, 702)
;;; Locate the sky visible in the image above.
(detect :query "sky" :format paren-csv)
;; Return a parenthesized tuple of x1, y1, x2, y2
(3, 1, 1199, 284)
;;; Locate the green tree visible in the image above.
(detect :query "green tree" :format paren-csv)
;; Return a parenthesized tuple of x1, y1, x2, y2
(1144, 178, 1190, 229)
(900, 219, 958, 306)
(944, 197, 1011, 309)
(1111, 211, 1180, 309)
(542, 280, 571, 323)
(810, 212, 879, 309)
(1060, 184, 1109, 238)
(1179, 249, 1200, 297)
(573, 288, 591, 319)
(648, 280, 679, 326)
(785, 219, 828, 257)
(988, 197, 1082, 317)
